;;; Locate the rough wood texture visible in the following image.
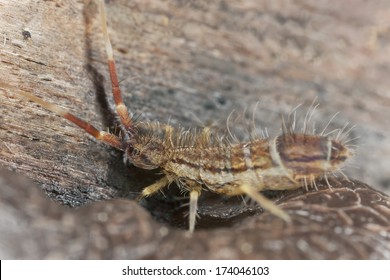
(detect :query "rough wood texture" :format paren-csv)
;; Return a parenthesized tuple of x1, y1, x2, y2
(1, 0, 390, 259)
(1, 169, 389, 259)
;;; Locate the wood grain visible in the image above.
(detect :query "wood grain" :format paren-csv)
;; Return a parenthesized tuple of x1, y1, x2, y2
(1, 0, 390, 259)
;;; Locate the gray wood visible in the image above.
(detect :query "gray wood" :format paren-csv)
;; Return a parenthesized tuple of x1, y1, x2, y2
(1, 169, 389, 259)
(1, 0, 390, 259)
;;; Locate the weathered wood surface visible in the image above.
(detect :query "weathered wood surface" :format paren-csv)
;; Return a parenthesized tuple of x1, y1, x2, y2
(1, 0, 390, 259)
(1, 169, 390, 259)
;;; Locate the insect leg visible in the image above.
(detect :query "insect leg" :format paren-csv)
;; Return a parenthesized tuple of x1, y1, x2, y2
(1, 83, 122, 150)
(98, 0, 134, 133)
(240, 183, 291, 223)
(139, 175, 171, 198)
(188, 189, 200, 233)
(183, 181, 202, 233)
(139, 175, 202, 232)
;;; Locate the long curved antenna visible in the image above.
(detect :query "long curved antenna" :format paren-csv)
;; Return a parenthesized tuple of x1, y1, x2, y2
(1, 82, 122, 150)
(98, 0, 134, 134)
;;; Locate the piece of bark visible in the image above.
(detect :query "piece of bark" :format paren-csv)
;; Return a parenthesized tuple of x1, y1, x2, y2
(1, 169, 389, 259)
(1, 0, 390, 259)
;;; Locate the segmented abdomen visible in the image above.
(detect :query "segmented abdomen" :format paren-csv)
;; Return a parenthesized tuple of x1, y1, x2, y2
(164, 133, 349, 195)
(165, 138, 286, 194)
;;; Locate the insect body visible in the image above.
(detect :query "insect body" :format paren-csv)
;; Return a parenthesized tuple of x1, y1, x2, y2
(133, 121, 352, 230)
(5, 0, 353, 232)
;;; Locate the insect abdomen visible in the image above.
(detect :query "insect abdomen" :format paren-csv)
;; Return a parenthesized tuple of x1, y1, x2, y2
(164, 132, 350, 195)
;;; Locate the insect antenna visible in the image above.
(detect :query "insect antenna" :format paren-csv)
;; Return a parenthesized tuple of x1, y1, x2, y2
(1, 82, 122, 150)
(98, 0, 134, 135)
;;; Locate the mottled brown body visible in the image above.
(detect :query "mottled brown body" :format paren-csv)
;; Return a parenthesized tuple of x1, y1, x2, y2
(133, 123, 351, 197)
(130, 120, 352, 232)
(6, 0, 353, 232)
